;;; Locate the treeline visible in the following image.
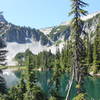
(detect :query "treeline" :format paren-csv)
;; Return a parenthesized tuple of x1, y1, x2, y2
(15, 42, 74, 72)
(15, 25, 100, 74)
(86, 25, 100, 73)
(0, 51, 68, 100)
(15, 49, 55, 70)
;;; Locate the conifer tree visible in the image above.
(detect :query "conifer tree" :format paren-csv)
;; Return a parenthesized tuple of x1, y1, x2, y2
(93, 25, 100, 73)
(26, 53, 37, 90)
(61, 40, 73, 73)
(0, 19, 8, 94)
(24, 85, 45, 100)
(86, 35, 92, 66)
(24, 51, 46, 100)
(51, 46, 63, 99)
(18, 75, 26, 100)
(54, 46, 61, 91)
(0, 38, 7, 66)
(66, 0, 88, 99)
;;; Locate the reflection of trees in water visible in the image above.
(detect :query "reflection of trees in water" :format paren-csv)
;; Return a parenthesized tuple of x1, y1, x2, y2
(3, 69, 19, 88)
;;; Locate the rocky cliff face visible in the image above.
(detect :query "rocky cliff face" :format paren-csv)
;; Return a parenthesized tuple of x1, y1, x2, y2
(3, 24, 52, 46)
(0, 12, 100, 65)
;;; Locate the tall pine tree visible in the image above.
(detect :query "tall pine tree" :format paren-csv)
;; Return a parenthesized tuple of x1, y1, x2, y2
(93, 25, 100, 73)
(66, 0, 88, 99)
(0, 17, 8, 94)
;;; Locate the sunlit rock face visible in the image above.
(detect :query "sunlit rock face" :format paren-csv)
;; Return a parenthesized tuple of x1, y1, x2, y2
(2, 69, 19, 88)
(5, 25, 52, 45)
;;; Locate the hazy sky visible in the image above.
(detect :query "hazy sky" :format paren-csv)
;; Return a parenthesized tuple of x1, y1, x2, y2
(0, 0, 100, 28)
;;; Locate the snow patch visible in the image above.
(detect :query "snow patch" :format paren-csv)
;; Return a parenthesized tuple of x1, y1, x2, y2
(40, 27, 53, 35)
(6, 40, 65, 66)
(60, 11, 100, 26)
(6, 41, 48, 66)
(81, 11, 100, 21)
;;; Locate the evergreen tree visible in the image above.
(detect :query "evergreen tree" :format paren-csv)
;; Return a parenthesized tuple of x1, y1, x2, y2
(0, 72, 7, 94)
(9, 86, 20, 100)
(86, 35, 92, 66)
(24, 85, 46, 100)
(24, 51, 46, 100)
(66, 0, 88, 99)
(0, 94, 10, 100)
(51, 46, 64, 99)
(0, 37, 7, 66)
(47, 50, 55, 69)
(61, 40, 72, 73)
(54, 46, 61, 91)
(26, 53, 37, 90)
(0, 22, 8, 94)
(18, 75, 26, 100)
(93, 26, 100, 73)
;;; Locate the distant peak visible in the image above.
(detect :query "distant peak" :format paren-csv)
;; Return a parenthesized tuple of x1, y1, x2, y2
(39, 27, 53, 35)
(59, 11, 100, 26)
(0, 12, 7, 23)
(81, 11, 100, 21)
(60, 21, 70, 26)
(0, 11, 3, 15)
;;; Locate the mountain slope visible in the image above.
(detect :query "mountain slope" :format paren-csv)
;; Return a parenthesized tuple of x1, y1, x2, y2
(0, 12, 100, 65)
(42, 12, 100, 43)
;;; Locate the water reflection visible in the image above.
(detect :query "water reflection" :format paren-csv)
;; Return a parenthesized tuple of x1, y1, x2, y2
(2, 69, 19, 88)
(2, 69, 100, 100)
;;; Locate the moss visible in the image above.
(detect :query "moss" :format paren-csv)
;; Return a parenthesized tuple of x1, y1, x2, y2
(73, 93, 87, 100)
(76, 84, 81, 89)
(49, 96, 57, 100)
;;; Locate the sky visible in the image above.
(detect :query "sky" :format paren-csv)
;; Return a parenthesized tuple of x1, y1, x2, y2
(0, 0, 100, 29)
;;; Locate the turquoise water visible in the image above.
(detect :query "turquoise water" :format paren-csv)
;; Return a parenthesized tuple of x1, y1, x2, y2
(85, 77, 100, 100)
(13, 70, 100, 100)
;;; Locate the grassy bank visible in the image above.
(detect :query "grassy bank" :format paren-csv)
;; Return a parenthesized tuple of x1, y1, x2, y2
(0, 66, 42, 71)
(0, 66, 26, 70)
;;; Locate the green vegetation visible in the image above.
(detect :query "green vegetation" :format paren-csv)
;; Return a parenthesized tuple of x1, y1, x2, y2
(15, 49, 55, 70)
(0, 0, 100, 100)
(72, 93, 87, 100)
(0, 26, 100, 100)
(0, 23, 8, 94)
(92, 25, 100, 73)
(66, 0, 88, 99)
(11, 25, 100, 100)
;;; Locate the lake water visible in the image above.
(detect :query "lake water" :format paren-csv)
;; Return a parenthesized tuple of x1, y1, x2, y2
(2, 69, 100, 100)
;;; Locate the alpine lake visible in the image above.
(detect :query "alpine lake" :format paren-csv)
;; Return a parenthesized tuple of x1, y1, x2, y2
(2, 68, 100, 100)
